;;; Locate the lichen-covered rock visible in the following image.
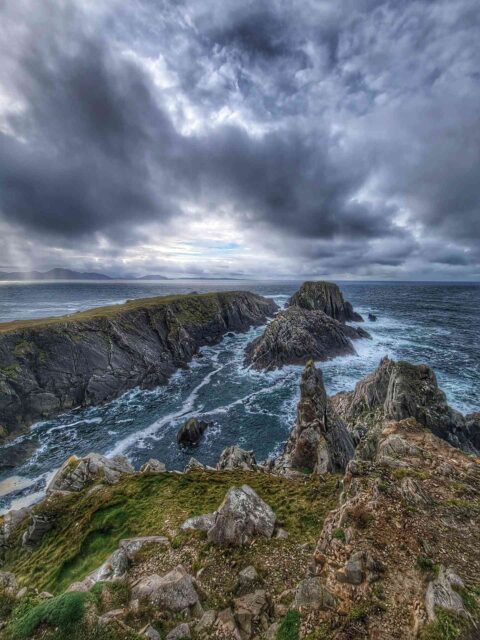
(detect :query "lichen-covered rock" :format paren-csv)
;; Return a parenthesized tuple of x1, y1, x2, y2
(215, 608, 242, 640)
(277, 361, 354, 474)
(166, 623, 191, 640)
(140, 624, 161, 640)
(208, 485, 276, 546)
(287, 281, 363, 322)
(47, 453, 134, 493)
(294, 578, 335, 610)
(236, 566, 261, 595)
(234, 589, 270, 637)
(194, 610, 217, 635)
(217, 446, 257, 471)
(181, 513, 216, 532)
(0, 507, 30, 558)
(177, 418, 211, 447)
(131, 565, 199, 612)
(184, 457, 211, 472)
(22, 513, 54, 547)
(0, 571, 17, 595)
(245, 307, 369, 370)
(68, 536, 170, 591)
(425, 566, 467, 620)
(140, 459, 166, 473)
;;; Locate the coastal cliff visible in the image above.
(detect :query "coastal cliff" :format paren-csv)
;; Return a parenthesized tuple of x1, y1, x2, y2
(0, 291, 277, 437)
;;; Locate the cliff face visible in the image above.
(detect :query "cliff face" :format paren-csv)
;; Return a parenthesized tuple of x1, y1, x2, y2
(288, 281, 363, 322)
(0, 291, 277, 436)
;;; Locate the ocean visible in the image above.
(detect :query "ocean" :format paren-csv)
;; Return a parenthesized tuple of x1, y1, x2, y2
(0, 279, 479, 514)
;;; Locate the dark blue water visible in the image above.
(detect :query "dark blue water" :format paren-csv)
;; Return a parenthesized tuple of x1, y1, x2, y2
(0, 280, 479, 513)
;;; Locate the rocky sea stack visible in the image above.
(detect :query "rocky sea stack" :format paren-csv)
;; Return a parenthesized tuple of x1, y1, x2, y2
(245, 281, 369, 370)
(287, 281, 363, 322)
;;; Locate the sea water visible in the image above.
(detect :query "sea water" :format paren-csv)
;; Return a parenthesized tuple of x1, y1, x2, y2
(0, 280, 479, 513)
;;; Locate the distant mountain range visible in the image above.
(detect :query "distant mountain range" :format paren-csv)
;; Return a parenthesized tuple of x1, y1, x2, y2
(0, 268, 113, 281)
(0, 268, 245, 281)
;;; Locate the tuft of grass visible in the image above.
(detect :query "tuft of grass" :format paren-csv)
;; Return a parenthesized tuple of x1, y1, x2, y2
(332, 528, 346, 543)
(419, 607, 463, 640)
(416, 556, 439, 577)
(7, 591, 90, 640)
(276, 610, 300, 640)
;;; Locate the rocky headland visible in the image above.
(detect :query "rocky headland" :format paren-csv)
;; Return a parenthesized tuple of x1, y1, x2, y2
(245, 281, 369, 370)
(1, 356, 479, 640)
(0, 291, 277, 438)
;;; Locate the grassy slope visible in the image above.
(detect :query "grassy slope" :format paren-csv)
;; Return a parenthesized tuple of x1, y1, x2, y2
(0, 291, 245, 334)
(2, 470, 340, 595)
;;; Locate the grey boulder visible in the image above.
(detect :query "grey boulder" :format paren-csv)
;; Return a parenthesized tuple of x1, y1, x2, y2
(131, 565, 199, 612)
(47, 453, 134, 493)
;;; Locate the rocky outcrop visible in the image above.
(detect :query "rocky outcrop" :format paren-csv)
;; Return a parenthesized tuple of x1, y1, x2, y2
(0, 291, 277, 436)
(304, 417, 480, 638)
(131, 564, 200, 614)
(47, 453, 134, 493)
(140, 458, 166, 473)
(68, 536, 170, 592)
(331, 356, 479, 454)
(181, 485, 276, 547)
(276, 361, 354, 473)
(177, 418, 211, 447)
(217, 445, 257, 471)
(288, 281, 363, 322)
(245, 307, 369, 370)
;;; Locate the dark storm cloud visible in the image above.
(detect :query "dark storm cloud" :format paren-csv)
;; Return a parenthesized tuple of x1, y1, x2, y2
(0, 0, 479, 277)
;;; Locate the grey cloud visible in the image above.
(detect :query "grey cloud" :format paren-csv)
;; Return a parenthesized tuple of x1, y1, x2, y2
(0, 0, 478, 278)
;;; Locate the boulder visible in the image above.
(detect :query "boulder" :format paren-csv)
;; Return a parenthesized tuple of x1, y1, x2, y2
(425, 566, 467, 620)
(294, 578, 335, 610)
(184, 457, 207, 472)
(234, 590, 270, 638)
(140, 459, 166, 473)
(47, 453, 134, 493)
(208, 485, 276, 546)
(278, 361, 354, 473)
(336, 551, 364, 585)
(140, 624, 161, 640)
(177, 418, 211, 447)
(245, 307, 369, 370)
(287, 281, 363, 322)
(194, 610, 217, 635)
(215, 608, 242, 640)
(22, 513, 54, 547)
(166, 623, 191, 640)
(181, 513, 216, 532)
(0, 507, 30, 558)
(0, 572, 17, 595)
(131, 565, 200, 612)
(68, 537, 169, 591)
(368, 313, 377, 321)
(217, 446, 257, 471)
(236, 566, 261, 595)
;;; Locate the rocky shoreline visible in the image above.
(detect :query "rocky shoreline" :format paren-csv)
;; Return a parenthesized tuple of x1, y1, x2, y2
(0, 291, 277, 438)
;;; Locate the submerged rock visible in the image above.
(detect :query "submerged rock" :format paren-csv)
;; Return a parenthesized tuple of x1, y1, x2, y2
(177, 418, 211, 447)
(288, 281, 363, 322)
(245, 307, 369, 371)
(368, 313, 377, 321)
(47, 453, 134, 493)
(278, 361, 354, 473)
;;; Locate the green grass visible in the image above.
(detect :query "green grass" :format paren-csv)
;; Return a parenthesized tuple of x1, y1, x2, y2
(419, 608, 463, 640)
(7, 592, 90, 639)
(332, 528, 346, 542)
(276, 610, 300, 640)
(2, 470, 340, 594)
(0, 291, 246, 335)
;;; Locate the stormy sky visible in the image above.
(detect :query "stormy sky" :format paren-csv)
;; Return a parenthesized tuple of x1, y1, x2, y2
(0, 0, 479, 279)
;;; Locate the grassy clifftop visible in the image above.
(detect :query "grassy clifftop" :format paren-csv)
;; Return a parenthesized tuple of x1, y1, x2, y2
(0, 291, 256, 334)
